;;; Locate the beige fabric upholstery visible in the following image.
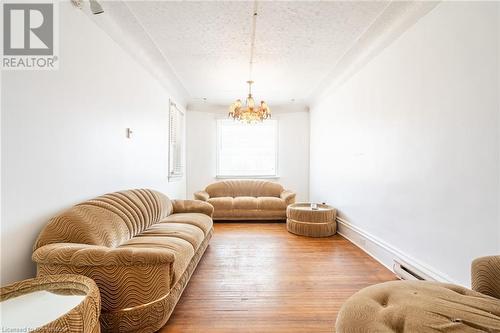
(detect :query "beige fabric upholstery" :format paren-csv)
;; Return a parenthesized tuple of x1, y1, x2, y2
(280, 190, 296, 205)
(196, 180, 295, 220)
(194, 190, 210, 201)
(99, 230, 212, 332)
(208, 197, 234, 211)
(336, 256, 500, 333)
(0, 274, 101, 333)
(286, 203, 337, 237)
(172, 199, 214, 217)
(205, 180, 283, 198)
(32, 189, 213, 333)
(258, 197, 287, 210)
(33, 189, 173, 249)
(120, 236, 194, 287)
(472, 255, 500, 300)
(140, 223, 205, 250)
(161, 212, 213, 235)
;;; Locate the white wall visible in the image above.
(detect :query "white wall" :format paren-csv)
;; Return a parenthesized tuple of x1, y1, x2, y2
(186, 110, 309, 202)
(1, 3, 187, 284)
(497, 1, 500, 255)
(310, 1, 499, 286)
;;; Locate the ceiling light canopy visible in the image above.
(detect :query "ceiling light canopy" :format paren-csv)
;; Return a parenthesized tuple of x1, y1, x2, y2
(228, 1, 271, 123)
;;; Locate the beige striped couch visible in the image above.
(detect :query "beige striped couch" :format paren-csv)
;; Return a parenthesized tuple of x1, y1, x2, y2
(194, 180, 296, 221)
(32, 189, 214, 333)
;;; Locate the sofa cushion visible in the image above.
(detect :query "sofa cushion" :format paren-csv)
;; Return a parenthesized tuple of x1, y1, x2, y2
(119, 236, 194, 286)
(161, 213, 213, 236)
(33, 189, 173, 250)
(336, 280, 500, 333)
(214, 209, 286, 220)
(33, 205, 131, 248)
(208, 196, 286, 211)
(206, 180, 283, 198)
(207, 197, 233, 211)
(257, 197, 287, 210)
(91, 189, 173, 236)
(472, 256, 500, 299)
(233, 196, 259, 210)
(140, 223, 204, 250)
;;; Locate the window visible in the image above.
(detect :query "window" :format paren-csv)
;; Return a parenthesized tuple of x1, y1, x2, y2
(217, 119, 278, 178)
(168, 101, 184, 181)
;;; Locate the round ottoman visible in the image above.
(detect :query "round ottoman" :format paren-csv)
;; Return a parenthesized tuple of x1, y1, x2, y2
(0, 274, 101, 333)
(286, 203, 337, 237)
(336, 280, 500, 332)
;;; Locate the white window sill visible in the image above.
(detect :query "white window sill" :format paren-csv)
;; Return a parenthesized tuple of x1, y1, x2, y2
(168, 175, 184, 182)
(216, 175, 280, 180)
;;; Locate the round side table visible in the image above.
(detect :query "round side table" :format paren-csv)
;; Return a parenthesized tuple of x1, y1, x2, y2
(286, 203, 337, 237)
(0, 274, 101, 333)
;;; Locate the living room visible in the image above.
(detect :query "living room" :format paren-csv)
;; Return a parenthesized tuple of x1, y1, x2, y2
(1, 1, 499, 332)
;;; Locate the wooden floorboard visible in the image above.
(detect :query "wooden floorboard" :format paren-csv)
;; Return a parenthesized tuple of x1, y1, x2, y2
(159, 222, 396, 333)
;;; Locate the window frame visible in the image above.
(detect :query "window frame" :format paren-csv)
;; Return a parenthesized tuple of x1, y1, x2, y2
(168, 100, 185, 182)
(215, 118, 279, 179)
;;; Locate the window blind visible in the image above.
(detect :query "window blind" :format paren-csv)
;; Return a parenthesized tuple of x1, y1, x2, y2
(169, 101, 184, 180)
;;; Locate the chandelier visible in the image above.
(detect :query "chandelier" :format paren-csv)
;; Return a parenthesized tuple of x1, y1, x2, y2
(228, 1, 271, 123)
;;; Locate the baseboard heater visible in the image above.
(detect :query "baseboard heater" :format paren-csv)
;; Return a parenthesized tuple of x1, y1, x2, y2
(393, 259, 434, 281)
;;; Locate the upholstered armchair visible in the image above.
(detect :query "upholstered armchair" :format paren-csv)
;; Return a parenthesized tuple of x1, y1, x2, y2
(336, 255, 500, 332)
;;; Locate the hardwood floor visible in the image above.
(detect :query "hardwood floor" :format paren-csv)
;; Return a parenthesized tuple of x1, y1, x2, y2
(159, 222, 396, 333)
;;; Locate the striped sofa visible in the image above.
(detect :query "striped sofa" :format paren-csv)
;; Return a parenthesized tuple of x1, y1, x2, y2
(194, 180, 296, 221)
(32, 189, 214, 333)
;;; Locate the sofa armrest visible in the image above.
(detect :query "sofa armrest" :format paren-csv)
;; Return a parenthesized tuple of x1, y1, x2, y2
(32, 243, 174, 311)
(471, 255, 500, 300)
(32, 243, 175, 267)
(172, 199, 214, 217)
(280, 190, 296, 205)
(194, 191, 210, 201)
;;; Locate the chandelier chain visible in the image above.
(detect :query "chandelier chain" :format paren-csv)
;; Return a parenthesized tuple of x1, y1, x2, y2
(248, 0, 258, 82)
(227, 0, 270, 123)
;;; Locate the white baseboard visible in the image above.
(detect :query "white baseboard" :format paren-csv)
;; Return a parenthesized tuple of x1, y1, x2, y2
(337, 217, 458, 284)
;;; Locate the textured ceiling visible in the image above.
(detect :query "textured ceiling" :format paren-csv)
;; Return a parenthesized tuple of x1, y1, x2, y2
(120, 1, 390, 106)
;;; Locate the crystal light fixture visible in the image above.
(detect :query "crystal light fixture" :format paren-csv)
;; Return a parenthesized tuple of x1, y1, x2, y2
(228, 1, 271, 123)
(229, 80, 271, 123)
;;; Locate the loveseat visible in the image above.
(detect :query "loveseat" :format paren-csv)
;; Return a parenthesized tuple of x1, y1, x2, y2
(32, 189, 214, 333)
(194, 180, 296, 221)
(336, 256, 500, 332)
